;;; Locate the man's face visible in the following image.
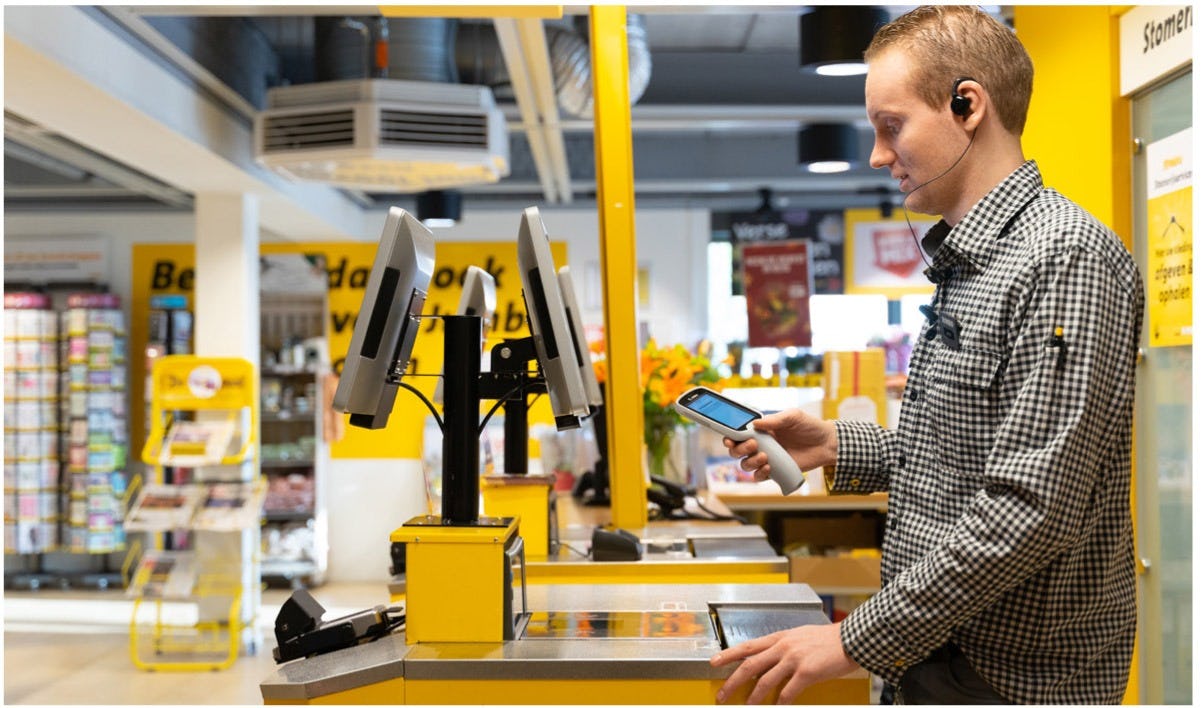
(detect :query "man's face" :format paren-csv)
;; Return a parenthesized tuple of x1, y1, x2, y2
(865, 48, 969, 218)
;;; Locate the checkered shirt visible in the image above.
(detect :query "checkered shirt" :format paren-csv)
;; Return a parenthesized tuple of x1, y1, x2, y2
(831, 161, 1142, 703)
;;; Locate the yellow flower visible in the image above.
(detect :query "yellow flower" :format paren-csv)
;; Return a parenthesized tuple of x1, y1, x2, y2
(585, 334, 723, 459)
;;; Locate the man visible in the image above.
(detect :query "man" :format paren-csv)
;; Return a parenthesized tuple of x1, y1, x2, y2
(712, 6, 1142, 705)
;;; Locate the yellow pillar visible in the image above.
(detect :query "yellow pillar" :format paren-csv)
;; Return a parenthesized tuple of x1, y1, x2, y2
(1013, 6, 1132, 248)
(590, 6, 645, 529)
(1014, 7, 1137, 703)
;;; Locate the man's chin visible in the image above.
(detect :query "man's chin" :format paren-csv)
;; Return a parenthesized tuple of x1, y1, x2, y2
(903, 194, 941, 216)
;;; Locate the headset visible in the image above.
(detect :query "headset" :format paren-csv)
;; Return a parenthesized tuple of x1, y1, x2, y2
(950, 76, 975, 118)
(902, 75, 980, 269)
(904, 76, 979, 199)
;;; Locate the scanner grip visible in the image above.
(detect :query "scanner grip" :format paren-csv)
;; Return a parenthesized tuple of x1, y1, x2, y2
(726, 428, 805, 495)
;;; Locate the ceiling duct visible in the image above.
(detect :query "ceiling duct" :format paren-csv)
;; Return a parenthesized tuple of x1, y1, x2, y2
(548, 15, 651, 119)
(454, 15, 651, 119)
(255, 18, 508, 192)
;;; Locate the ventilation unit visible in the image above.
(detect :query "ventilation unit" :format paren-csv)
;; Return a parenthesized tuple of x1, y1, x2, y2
(254, 78, 509, 192)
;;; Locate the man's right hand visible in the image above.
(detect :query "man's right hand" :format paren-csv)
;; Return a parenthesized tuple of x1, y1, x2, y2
(725, 409, 838, 481)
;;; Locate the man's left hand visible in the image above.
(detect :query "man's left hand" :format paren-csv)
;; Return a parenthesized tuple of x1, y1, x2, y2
(710, 621, 859, 704)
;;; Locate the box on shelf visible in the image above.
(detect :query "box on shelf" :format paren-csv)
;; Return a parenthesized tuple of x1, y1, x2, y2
(821, 350, 887, 427)
(788, 552, 881, 591)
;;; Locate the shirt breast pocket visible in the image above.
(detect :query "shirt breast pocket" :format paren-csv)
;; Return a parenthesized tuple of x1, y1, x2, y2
(926, 347, 1005, 477)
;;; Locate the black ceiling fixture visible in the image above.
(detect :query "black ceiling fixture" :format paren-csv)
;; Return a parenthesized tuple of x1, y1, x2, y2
(797, 123, 860, 174)
(416, 189, 462, 228)
(799, 6, 890, 76)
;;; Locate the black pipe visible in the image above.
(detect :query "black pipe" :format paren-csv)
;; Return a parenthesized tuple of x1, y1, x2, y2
(441, 315, 482, 524)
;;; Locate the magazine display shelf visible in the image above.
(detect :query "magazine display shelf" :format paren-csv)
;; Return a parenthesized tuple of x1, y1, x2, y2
(129, 355, 261, 672)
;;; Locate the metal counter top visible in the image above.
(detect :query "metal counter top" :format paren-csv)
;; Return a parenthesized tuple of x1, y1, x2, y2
(260, 583, 823, 701)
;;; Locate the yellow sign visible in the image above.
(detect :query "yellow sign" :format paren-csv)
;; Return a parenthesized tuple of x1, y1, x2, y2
(1146, 128, 1192, 347)
(132, 241, 566, 459)
(843, 208, 938, 298)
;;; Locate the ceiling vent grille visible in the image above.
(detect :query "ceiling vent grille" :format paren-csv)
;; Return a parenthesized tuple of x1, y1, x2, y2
(261, 109, 356, 150)
(378, 110, 488, 149)
(254, 79, 508, 192)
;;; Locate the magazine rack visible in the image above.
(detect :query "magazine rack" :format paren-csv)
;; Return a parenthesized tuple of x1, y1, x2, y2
(126, 550, 244, 671)
(129, 355, 260, 671)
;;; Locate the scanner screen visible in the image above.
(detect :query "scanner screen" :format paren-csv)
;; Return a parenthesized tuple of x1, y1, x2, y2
(686, 393, 758, 430)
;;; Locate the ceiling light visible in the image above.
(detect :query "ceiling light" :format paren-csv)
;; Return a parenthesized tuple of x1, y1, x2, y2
(799, 6, 890, 76)
(806, 161, 852, 174)
(798, 124, 860, 174)
(416, 189, 462, 228)
(814, 63, 869, 77)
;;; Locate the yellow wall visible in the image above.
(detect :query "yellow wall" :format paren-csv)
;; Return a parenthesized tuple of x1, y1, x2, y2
(1014, 5, 1133, 248)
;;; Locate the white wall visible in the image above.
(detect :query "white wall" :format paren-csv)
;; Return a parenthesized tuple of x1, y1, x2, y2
(4, 204, 711, 583)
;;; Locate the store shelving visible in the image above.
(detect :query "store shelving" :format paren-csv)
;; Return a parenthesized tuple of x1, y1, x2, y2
(258, 285, 329, 589)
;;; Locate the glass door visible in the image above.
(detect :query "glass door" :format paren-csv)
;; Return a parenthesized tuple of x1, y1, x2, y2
(1131, 68, 1192, 704)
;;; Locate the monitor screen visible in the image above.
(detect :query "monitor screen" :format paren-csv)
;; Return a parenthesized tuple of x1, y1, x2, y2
(557, 266, 604, 409)
(433, 265, 497, 405)
(332, 207, 436, 429)
(516, 207, 590, 429)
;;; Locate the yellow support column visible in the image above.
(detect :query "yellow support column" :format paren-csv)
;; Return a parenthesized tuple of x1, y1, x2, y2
(590, 6, 645, 530)
(1015, 8, 1137, 703)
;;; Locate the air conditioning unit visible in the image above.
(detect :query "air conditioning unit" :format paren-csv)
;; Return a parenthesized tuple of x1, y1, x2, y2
(254, 79, 509, 192)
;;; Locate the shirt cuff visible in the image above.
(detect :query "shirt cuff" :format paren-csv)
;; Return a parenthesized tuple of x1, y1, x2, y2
(840, 591, 931, 684)
(830, 419, 890, 493)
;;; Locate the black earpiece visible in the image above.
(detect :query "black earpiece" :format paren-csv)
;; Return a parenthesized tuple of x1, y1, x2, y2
(950, 76, 975, 118)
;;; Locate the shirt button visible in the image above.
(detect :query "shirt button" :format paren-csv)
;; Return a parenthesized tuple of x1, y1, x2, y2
(897, 455, 906, 468)
(850, 478, 861, 488)
(894, 659, 907, 668)
(889, 517, 899, 530)
(908, 388, 918, 401)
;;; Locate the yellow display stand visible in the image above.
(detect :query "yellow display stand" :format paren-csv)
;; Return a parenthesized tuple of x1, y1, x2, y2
(391, 515, 524, 644)
(129, 355, 259, 672)
(480, 473, 556, 560)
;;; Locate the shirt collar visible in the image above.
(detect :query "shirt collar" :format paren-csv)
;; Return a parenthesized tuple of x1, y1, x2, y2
(921, 160, 1044, 273)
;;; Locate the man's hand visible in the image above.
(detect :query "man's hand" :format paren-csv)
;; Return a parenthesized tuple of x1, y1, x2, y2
(724, 409, 837, 482)
(710, 621, 859, 705)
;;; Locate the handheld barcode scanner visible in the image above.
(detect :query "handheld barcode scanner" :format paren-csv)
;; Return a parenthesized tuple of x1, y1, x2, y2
(674, 387, 805, 495)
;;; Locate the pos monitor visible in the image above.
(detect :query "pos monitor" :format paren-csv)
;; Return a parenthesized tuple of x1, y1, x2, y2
(332, 207, 436, 430)
(516, 207, 590, 429)
(557, 266, 604, 409)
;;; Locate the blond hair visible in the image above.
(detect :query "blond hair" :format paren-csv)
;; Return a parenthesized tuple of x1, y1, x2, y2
(864, 6, 1033, 136)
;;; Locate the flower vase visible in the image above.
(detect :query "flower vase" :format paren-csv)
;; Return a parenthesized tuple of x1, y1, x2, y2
(647, 430, 673, 480)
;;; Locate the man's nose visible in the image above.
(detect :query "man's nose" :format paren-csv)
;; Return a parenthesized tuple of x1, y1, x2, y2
(869, 140, 892, 170)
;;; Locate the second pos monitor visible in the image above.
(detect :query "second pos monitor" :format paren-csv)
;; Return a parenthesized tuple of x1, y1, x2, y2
(331, 205, 596, 436)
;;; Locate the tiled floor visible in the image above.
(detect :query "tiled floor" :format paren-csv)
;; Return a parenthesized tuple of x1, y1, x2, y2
(3, 582, 391, 705)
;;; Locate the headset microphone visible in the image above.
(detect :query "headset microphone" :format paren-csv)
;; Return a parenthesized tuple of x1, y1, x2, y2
(903, 76, 979, 197)
(904, 126, 977, 197)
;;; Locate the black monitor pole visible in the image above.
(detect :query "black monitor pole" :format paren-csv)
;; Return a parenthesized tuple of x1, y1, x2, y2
(439, 316, 546, 525)
(440, 315, 482, 524)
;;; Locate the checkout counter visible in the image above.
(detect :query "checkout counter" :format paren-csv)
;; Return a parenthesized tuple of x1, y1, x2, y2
(261, 582, 868, 704)
(260, 493, 871, 705)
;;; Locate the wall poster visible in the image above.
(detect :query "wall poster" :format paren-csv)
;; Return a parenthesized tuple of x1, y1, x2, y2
(1146, 127, 1192, 347)
(741, 240, 813, 348)
(843, 208, 938, 298)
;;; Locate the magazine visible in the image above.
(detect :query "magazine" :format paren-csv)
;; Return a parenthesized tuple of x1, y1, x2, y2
(191, 480, 266, 532)
(159, 418, 237, 466)
(127, 550, 197, 599)
(124, 484, 203, 532)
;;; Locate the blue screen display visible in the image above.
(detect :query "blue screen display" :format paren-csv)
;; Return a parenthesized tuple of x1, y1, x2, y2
(686, 393, 757, 430)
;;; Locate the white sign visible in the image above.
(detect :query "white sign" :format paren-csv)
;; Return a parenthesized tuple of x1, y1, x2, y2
(4, 235, 109, 284)
(1120, 5, 1193, 95)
